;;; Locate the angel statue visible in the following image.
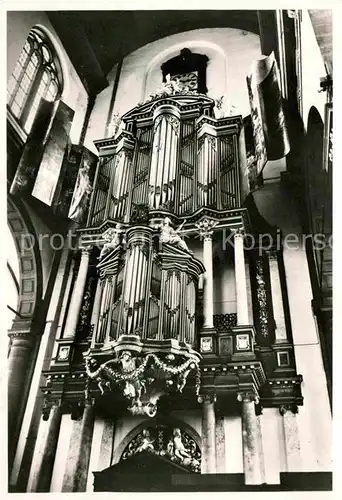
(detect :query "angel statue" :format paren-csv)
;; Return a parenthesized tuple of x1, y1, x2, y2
(136, 429, 155, 453)
(98, 224, 125, 260)
(172, 428, 192, 461)
(159, 217, 190, 252)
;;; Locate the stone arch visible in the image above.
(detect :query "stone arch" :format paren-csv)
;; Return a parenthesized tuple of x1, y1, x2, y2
(7, 196, 43, 329)
(112, 415, 201, 465)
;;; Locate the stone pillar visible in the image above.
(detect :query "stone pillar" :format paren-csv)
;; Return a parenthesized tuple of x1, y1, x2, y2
(238, 392, 263, 485)
(196, 219, 218, 329)
(63, 247, 91, 339)
(233, 229, 249, 325)
(62, 402, 95, 492)
(90, 279, 103, 348)
(97, 420, 115, 472)
(268, 251, 287, 342)
(215, 415, 226, 473)
(279, 405, 302, 472)
(7, 332, 36, 446)
(199, 394, 216, 473)
(33, 403, 62, 492)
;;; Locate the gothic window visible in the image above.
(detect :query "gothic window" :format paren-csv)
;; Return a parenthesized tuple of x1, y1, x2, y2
(7, 28, 62, 133)
(161, 48, 209, 94)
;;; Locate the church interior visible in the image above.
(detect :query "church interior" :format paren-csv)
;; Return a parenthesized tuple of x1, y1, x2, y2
(6, 8, 332, 492)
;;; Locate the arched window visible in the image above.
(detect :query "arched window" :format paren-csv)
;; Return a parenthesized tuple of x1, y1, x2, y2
(7, 28, 63, 133)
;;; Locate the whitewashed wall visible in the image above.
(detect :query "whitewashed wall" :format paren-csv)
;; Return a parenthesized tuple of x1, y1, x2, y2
(253, 181, 332, 473)
(86, 27, 261, 152)
(301, 10, 327, 128)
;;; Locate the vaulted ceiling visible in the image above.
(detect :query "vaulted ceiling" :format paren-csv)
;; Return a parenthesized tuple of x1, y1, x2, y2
(48, 10, 259, 94)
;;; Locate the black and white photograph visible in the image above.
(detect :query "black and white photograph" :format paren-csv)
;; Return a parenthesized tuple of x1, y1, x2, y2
(3, 1, 336, 494)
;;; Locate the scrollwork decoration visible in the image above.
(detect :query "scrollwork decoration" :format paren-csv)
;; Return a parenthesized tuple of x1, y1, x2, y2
(84, 351, 201, 417)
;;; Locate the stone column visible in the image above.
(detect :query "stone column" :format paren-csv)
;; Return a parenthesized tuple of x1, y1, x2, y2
(62, 402, 95, 492)
(90, 279, 103, 348)
(196, 219, 218, 329)
(199, 394, 216, 473)
(279, 405, 302, 472)
(238, 392, 263, 485)
(7, 332, 36, 446)
(268, 251, 287, 342)
(233, 229, 249, 325)
(215, 415, 226, 473)
(63, 247, 91, 339)
(33, 403, 62, 492)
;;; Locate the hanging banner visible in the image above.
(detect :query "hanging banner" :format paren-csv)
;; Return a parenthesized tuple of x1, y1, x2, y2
(243, 115, 264, 192)
(246, 52, 290, 177)
(31, 100, 74, 206)
(9, 100, 54, 196)
(52, 144, 81, 218)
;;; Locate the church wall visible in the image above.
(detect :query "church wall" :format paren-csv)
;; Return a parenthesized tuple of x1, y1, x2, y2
(300, 10, 327, 128)
(85, 27, 262, 149)
(7, 11, 88, 146)
(223, 415, 244, 473)
(253, 181, 332, 472)
(260, 408, 285, 483)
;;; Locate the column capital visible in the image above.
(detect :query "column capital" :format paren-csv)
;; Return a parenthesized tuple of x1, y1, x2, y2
(231, 227, 245, 239)
(198, 393, 216, 404)
(279, 404, 299, 416)
(7, 330, 36, 346)
(237, 391, 259, 404)
(195, 218, 219, 240)
(266, 249, 279, 260)
(80, 245, 92, 256)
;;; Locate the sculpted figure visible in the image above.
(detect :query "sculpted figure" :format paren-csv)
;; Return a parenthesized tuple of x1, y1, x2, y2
(172, 428, 191, 461)
(136, 429, 155, 453)
(160, 217, 189, 252)
(98, 224, 124, 260)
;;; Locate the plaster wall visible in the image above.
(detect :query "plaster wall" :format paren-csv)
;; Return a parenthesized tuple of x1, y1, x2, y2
(301, 10, 327, 127)
(223, 415, 243, 473)
(253, 179, 332, 472)
(86, 27, 261, 150)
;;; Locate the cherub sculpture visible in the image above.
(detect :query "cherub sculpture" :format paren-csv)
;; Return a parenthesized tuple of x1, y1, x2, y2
(159, 217, 189, 252)
(136, 429, 155, 453)
(98, 224, 125, 260)
(172, 428, 192, 461)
